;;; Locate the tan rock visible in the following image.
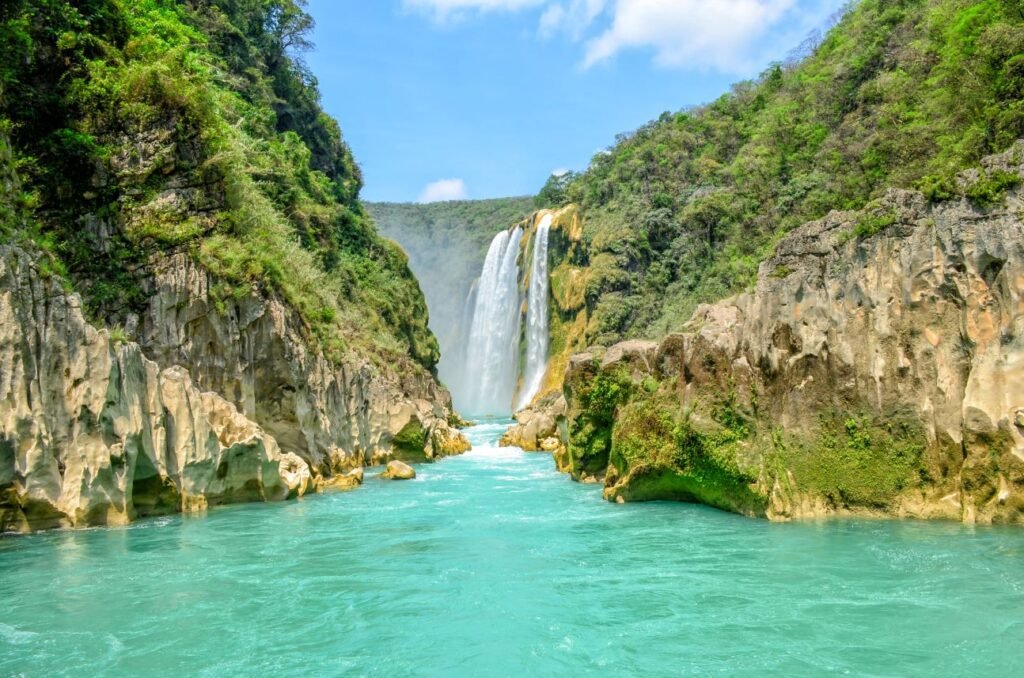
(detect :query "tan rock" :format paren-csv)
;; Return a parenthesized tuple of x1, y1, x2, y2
(556, 142, 1024, 524)
(500, 393, 566, 451)
(139, 251, 465, 478)
(381, 460, 416, 480)
(279, 453, 314, 498)
(0, 246, 297, 532)
(321, 472, 360, 492)
(540, 436, 561, 451)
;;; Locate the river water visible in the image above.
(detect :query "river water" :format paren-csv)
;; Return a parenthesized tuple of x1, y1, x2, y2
(2, 421, 1023, 676)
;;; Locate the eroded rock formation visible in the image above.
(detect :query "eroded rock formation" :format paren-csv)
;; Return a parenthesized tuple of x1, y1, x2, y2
(500, 392, 565, 451)
(381, 460, 416, 480)
(554, 144, 1024, 524)
(0, 245, 467, 533)
(0, 246, 309, 532)
(138, 252, 467, 474)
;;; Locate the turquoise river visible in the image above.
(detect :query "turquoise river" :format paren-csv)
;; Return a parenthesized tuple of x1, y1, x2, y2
(2, 421, 1023, 676)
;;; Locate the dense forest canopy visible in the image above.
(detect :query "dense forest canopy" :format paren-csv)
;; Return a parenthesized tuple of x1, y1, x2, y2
(537, 0, 1024, 344)
(0, 0, 438, 368)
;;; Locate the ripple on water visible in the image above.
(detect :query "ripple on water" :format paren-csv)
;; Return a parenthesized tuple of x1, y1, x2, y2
(1, 422, 1023, 676)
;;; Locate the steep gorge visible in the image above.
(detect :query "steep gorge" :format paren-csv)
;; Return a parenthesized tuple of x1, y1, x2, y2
(552, 145, 1024, 524)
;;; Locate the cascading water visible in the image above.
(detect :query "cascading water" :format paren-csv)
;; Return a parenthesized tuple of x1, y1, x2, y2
(515, 214, 552, 410)
(460, 227, 524, 415)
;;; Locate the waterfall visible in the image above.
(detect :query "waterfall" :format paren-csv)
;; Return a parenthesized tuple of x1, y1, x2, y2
(515, 214, 553, 410)
(460, 227, 524, 415)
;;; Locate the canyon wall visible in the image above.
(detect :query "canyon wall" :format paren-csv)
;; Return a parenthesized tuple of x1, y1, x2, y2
(550, 144, 1024, 524)
(0, 244, 467, 533)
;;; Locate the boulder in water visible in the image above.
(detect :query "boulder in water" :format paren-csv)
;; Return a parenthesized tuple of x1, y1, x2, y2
(381, 460, 416, 480)
(322, 467, 364, 492)
(500, 393, 565, 451)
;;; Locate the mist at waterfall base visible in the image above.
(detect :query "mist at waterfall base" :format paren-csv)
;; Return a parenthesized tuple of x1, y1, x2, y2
(370, 216, 492, 400)
(450, 215, 552, 416)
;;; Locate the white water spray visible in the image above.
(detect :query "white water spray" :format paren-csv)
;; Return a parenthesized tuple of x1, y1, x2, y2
(515, 214, 553, 410)
(460, 227, 524, 415)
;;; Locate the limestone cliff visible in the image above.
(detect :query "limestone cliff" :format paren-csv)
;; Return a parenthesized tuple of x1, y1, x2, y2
(138, 251, 468, 475)
(499, 392, 564, 451)
(0, 246, 311, 532)
(0, 244, 467, 533)
(0, 1, 470, 533)
(553, 144, 1024, 524)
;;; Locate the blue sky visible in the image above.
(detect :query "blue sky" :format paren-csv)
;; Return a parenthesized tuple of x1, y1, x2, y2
(305, 0, 847, 203)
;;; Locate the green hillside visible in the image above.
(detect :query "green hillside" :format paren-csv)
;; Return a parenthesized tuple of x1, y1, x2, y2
(0, 0, 437, 368)
(538, 0, 1024, 345)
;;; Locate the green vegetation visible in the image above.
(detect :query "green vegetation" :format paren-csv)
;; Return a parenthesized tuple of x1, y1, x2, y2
(850, 207, 899, 240)
(391, 418, 428, 462)
(772, 413, 926, 508)
(0, 0, 436, 368)
(964, 168, 1022, 206)
(534, 171, 575, 209)
(563, 347, 932, 514)
(538, 0, 1024, 345)
(565, 362, 632, 478)
(568, 368, 766, 515)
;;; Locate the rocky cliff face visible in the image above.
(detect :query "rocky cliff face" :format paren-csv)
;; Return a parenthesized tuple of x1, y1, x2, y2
(0, 244, 468, 534)
(138, 251, 467, 475)
(0, 246, 308, 532)
(0, 2, 469, 535)
(553, 144, 1024, 524)
(500, 392, 564, 451)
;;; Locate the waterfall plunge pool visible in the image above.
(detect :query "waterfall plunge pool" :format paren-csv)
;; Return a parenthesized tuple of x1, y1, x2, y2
(2, 420, 1023, 676)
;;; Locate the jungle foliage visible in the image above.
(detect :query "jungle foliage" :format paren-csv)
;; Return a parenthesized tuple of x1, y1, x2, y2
(0, 0, 438, 368)
(538, 0, 1024, 345)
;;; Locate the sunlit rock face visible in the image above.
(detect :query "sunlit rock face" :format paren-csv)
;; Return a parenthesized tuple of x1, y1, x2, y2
(0, 243, 469, 534)
(137, 252, 466, 476)
(0, 246, 307, 533)
(555, 144, 1024, 524)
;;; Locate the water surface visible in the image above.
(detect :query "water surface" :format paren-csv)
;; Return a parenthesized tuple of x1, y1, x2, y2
(2, 421, 1023, 676)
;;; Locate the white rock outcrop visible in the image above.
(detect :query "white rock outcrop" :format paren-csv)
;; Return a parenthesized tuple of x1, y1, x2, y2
(0, 246, 311, 532)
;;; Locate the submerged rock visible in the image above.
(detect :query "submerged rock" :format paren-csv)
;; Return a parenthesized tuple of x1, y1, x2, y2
(381, 460, 416, 480)
(321, 467, 364, 492)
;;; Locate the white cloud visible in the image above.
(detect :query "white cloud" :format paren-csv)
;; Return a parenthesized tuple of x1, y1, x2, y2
(418, 178, 469, 202)
(539, 0, 606, 39)
(583, 0, 795, 72)
(404, 0, 547, 21)
(551, 167, 570, 176)
(407, 0, 840, 74)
